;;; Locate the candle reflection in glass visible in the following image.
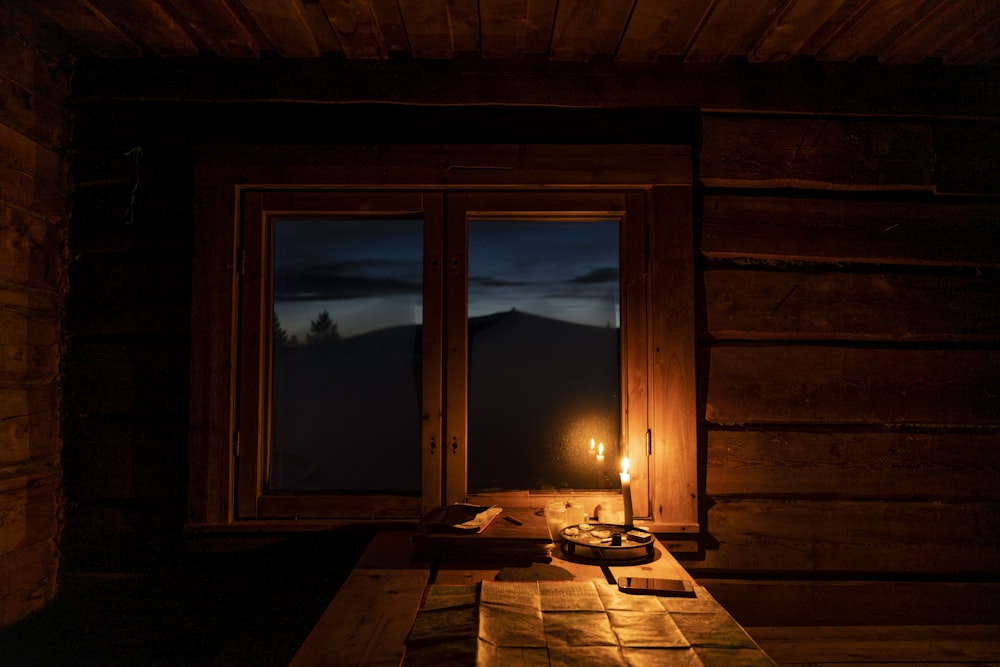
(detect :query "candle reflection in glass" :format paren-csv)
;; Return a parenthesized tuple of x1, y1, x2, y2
(596, 441, 605, 462)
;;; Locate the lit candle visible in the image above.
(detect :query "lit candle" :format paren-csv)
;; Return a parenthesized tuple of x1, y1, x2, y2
(620, 457, 633, 527)
(589, 438, 596, 455)
(596, 441, 605, 462)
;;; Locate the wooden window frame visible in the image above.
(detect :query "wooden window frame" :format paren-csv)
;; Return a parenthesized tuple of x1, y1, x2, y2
(188, 145, 697, 533)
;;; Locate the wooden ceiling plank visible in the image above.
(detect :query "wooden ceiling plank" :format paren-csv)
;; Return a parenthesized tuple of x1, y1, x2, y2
(685, 0, 775, 63)
(479, 0, 557, 59)
(749, 0, 848, 62)
(236, 0, 320, 57)
(818, 0, 942, 62)
(84, 0, 199, 56)
(884, 0, 1000, 64)
(297, 0, 344, 54)
(317, 0, 387, 58)
(397, 0, 454, 58)
(945, 13, 1000, 65)
(798, 0, 872, 56)
(616, 0, 714, 62)
(160, 0, 260, 58)
(446, 0, 480, 54)
(550, 0, 635, 61)
(34, 0, 142, 57)
(369, 0, 410, 53)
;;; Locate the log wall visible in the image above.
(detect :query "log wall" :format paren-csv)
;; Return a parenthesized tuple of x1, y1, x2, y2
(688, 113, 1000, 626)
(0, 10, 71, 626)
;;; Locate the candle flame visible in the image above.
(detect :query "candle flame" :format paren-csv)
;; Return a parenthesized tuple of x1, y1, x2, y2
(598, 442, 604, 456)
(621, 457, 630, 475)
(589, 438, 595, 452)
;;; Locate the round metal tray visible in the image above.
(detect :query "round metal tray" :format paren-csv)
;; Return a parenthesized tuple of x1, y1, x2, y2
(558, 523, 655, 564)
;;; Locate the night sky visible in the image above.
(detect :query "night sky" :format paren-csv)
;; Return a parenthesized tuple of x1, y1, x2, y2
(273, 217, 620, 338)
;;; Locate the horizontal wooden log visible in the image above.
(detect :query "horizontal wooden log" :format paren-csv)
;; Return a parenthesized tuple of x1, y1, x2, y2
(0, 287, 61, 382)
(707, 430, 1000, 502)
(699, 579, 1000, 627)
(934, 119, 1000, 195)
(703, 269, 1000, 342)
(0, 205, 66, 291)
(0, 122, 69, 221)
(701, 194, 1000, 267)
(0, 74, 67, 152)
(199, 144, 692, 187)
(747, 624, 1000, 665)
(0, 470, 60, 556)
(72, 58, 1000, 120)
(687, 499, 1000, 575)
(0, 385, 58, 468)
(700, 116, 935, 190)
(0, 540, 58, 627)
(705, 346, 1000, 426)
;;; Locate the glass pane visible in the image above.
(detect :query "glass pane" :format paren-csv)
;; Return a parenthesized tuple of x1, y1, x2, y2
(467, 219, 621, 492)
(269, 218, 423, 493)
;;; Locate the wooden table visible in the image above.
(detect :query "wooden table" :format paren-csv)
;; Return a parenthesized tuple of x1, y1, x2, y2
(290, 529, 775, 666)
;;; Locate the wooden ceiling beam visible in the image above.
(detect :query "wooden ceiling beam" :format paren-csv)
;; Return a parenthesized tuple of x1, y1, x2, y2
(71, 58, 1000, 120)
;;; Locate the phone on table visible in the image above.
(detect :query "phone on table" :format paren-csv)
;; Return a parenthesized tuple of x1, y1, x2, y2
(617, 576, 696, 597)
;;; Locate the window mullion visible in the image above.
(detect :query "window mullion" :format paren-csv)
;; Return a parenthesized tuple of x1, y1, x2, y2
(444, 192, 470, 505)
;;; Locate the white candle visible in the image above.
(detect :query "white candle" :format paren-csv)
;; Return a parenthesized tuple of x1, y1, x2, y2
(596, 441, 605, 462)
(620, 457, 633, 527)
(589, 438, 596, 455)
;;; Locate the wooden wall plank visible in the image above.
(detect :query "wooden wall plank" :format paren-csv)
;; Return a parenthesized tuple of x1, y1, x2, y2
(0, 206, 65, 292)
(701, 195, 1000, 267)
(690, 499, 1000, 574)
(702, 269, 1000, 342)
(707, 431, 1000, 501)
(934, 120, 1000, 196)
(700, 116, 935, 190)
(0, 541, 59, 626)
(236, 0, 320, 57)
(705, 346, 1000, 427)
(160, 0, 260, 57)
(0, 385, 58, 468)
(0, 288, 60, 383)
(700, 579, 1000, 627)
(297, 0, 344, 54)
(944, 12, 1000, 65)
(0, 471, 60, 556)
(549, 0, 634, 61)
(617, 0, 714, 62)
(0, 123, 69, 221)
(396, 0, 453, 58)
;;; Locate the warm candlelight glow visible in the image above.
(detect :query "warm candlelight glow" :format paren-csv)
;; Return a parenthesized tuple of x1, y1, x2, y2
(620, 456, 633, 527)
(589, 438, 596, 454)
(596, 441, 605, 462)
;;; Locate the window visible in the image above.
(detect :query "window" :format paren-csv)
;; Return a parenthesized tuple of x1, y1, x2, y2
(189, 146, 697, 532)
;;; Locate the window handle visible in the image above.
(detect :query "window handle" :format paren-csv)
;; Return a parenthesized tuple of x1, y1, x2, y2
(451, 436, 459, 455)
(429, 436, 436, 456)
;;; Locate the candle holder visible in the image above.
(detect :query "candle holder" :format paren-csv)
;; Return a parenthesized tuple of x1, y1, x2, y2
(557, 523, 655, 565)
